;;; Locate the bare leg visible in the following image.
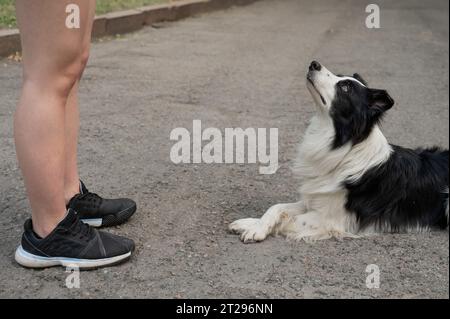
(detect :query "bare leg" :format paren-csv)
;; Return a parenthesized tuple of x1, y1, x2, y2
(64, 81, 82, 201)
(229, 201, 305, 243)
(14, 0, 94, 237)
(64, 1, 96, 202)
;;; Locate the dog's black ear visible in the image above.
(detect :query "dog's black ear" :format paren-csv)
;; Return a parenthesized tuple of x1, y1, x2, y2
(353, 73, 368, 86)
(368, 89, 394, 115)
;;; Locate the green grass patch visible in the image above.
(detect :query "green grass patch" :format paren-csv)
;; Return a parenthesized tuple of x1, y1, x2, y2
(0, 0, 173, 29)
(95, 0, 169, 15)
(0, 0, 15, 28)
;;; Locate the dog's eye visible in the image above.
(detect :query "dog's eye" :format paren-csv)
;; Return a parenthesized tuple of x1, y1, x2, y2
(341, 82, 351, 93)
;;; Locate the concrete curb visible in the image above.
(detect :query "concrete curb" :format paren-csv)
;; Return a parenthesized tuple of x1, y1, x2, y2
(0, 0, 259, 58)
(0, 29, 21, 58)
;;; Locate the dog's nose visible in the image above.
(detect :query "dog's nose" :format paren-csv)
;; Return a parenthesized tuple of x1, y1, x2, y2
(309, 61, 321, 71)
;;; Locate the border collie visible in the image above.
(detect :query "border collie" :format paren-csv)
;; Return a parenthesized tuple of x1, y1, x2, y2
(229, 61, 449, 243)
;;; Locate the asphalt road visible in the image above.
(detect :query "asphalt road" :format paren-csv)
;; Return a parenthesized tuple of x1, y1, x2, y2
(0, 0, 448, 298)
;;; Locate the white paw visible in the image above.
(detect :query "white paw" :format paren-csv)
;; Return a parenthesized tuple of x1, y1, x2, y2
(229, 218, 269, 243)
(229, 218, 259, 234)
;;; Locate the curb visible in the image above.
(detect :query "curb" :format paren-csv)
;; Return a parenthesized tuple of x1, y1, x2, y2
(0, 0, 259, 58)
(0, 29, 21, 58)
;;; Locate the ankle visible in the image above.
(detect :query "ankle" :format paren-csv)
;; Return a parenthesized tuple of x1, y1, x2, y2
(65, 180, 80, 204)
(32, 217, 63, 238)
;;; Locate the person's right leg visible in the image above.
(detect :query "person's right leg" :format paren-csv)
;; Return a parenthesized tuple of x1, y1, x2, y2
(14, 0, 90, 238)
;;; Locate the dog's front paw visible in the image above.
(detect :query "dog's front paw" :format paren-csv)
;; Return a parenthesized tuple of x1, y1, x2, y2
(229, 218, 259, 234)
(229, 218, 269, 243)
(240, 227, 270, 244)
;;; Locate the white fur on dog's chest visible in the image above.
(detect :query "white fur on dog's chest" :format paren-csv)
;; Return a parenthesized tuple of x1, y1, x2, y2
(290, 115, 393, 234)
(293, 115, 392, 196)
(293, 116, 351, 195)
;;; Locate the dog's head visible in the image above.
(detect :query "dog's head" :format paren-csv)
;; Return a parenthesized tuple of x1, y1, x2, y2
(306, 61, 394, 148)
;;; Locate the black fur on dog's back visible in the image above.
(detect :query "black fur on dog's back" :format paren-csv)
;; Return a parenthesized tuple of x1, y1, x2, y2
(344, 146, 449, 231)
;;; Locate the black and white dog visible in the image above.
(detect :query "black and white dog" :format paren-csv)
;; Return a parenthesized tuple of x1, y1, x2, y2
(230, 61, 449, 243)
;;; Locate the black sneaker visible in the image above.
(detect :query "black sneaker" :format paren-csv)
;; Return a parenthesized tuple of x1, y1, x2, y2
(67, 181, 136, 228)
(15, 209, 135, 269)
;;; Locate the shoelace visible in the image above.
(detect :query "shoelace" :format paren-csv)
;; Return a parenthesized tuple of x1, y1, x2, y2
(68, 214, 93, 240)
(68, 192, 102, 208)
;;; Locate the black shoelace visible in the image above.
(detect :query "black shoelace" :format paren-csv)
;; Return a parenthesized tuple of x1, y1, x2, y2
(68, 214, 93, 241)
(68, 192, 102, 209)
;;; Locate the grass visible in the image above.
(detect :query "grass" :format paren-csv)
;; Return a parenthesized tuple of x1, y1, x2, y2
(95, 0, 170, 15)
(0, 0, 15, 28)
(0, 0, 174, 29)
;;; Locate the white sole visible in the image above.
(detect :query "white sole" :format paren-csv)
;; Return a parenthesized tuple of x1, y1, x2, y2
(81, 218, 102, 227)
(79, 205, 136, 228)
(15, 245, 131, 269)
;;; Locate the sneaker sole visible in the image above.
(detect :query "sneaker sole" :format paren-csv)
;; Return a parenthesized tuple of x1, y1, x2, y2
(81, 204, 137, 228)
(15, 245, 132, 270)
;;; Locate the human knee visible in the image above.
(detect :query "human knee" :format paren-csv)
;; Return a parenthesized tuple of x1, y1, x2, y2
(52, 63, 82, 97)
(59, 46, 90, 92)
(24, 47, 89, 97)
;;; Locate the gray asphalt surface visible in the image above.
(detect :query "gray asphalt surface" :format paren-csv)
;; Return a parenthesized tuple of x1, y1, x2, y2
(0, 0, 448, 299)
